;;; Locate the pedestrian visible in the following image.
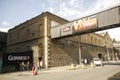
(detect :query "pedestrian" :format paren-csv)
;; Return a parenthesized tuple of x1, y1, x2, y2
(26, 61, 30, 71)
(84, 59, 87, 66)
(34, 63, 39, 75)
(20, 61, 26, 71)
(39, 60, 43, 70)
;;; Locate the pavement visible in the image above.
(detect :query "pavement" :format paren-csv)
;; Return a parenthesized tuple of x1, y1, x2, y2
(0, 61, 120, 80)
(0, 65, 73, 80)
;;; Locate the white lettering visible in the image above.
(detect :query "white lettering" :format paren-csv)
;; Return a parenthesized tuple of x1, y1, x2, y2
(8, 55, 30, 61)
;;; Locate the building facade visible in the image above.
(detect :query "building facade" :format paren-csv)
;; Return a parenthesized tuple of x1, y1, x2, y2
(0, 31, 7, 73)
(49, 32, 114, 67)
(6, 12, 114, 71)
(113, 39, 120, 60)
(0, 31, 7, 52)
(6, 12, 68, 71)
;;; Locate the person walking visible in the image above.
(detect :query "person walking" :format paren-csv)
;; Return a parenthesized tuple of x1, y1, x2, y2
(34, 63, 39, 75)
(84, 59, 87, 66)
(39, 60, 43, 70)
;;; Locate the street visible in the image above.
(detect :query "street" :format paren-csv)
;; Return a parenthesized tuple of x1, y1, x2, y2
(0, 62, 120, 80)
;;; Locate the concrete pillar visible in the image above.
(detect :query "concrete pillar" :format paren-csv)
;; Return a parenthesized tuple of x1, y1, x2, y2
(44, 16, 48, 68)
(32, 45, 39, 64)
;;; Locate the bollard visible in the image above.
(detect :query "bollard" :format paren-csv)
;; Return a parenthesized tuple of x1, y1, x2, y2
(81, 63, 85, 69)
(90, 62, 94, 68)
(71, 63, 75, 70)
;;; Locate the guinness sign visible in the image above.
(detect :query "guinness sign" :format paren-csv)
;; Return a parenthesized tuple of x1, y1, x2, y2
(8, 55, 30, 61)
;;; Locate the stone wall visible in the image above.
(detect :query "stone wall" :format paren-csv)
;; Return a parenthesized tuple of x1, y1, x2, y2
(6, 12, 69, 68)
(49, 38, 114, 67)
(6, 12, 114, 68)
(49, 40, 79, 67)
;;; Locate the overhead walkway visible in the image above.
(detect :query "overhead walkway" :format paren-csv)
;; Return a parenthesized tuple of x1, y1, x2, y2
(51, 4, 120, 39)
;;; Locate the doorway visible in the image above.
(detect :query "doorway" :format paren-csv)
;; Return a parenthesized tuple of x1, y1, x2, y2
(98, 53, 102, 59)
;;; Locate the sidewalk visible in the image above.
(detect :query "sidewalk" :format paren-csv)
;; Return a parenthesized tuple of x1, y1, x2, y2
(42, 65, 71, 72)
(0, 64, 93, 75)
(0, 63, 120, 80)
(0, 65, 71, 80)
(1, 61, 119, 74)
(0, 63, 103, 75)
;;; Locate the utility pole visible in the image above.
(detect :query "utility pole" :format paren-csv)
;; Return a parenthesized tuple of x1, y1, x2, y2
(79, 42, 82, 65)
(119, 47, 120, 55)
(79, 35, 82, 65)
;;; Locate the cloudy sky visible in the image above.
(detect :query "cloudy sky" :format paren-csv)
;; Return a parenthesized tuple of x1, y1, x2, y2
(0, 0, 120, 40)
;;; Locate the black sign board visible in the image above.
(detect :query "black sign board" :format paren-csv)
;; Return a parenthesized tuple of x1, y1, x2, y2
(3, 51, 33, 65)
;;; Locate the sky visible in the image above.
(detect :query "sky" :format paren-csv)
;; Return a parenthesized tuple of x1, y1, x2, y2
(0, 0, 120, 40)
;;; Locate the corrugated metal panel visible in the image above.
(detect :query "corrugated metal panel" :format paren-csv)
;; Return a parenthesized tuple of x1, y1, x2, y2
(97, 7, 120, 28)
(60, 22, 73, 37)
(51, 27, 61, 38)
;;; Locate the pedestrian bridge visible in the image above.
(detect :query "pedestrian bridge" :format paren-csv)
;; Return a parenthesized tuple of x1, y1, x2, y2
(51, 5, 120, 39)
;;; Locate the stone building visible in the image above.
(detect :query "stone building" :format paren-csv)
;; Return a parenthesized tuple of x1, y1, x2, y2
(113, 39, 120, 60)
(6, 12, 69, 70)
(50, 31, 113, 67)
(6, 12, 114, 70)
(0, 31, 7, 52)
(81, 32, 113, 60)
(0, 31, 7, 73)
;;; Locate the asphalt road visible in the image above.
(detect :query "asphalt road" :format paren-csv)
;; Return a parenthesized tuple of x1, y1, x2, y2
(0, 64, 120, 80)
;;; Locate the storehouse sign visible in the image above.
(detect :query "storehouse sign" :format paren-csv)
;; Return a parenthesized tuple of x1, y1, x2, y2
(8, 55, 30, 61)
(63, 26, 71, 32)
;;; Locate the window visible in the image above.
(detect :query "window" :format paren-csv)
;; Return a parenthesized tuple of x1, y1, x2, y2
(16, 47, 19, 50)
(91, 36, 93, 43)
(9, 49, 12, 51)
(26, 45, 29, 48)
(38, 24, 42, 32)
(32, 33, 35, 36)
